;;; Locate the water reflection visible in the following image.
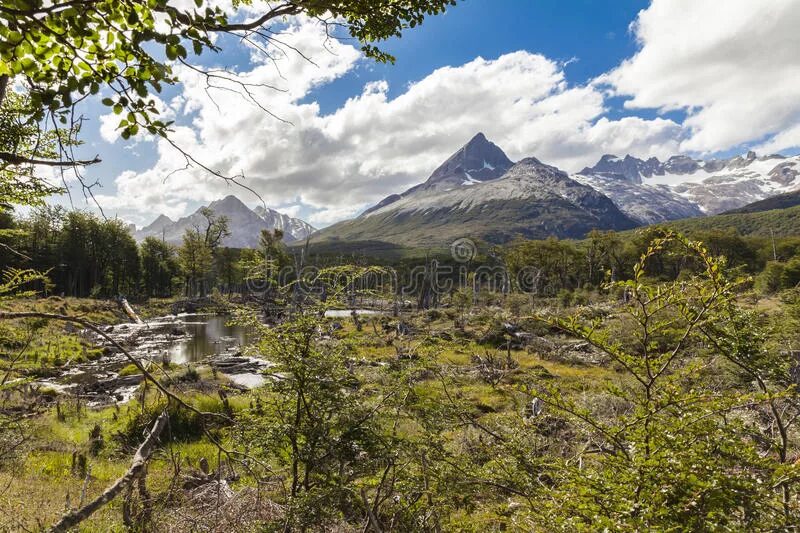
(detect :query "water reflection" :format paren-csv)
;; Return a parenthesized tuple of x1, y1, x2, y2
(168, 315, 253, 364)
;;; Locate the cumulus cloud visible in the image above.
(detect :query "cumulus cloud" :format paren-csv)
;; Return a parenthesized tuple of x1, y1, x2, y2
(602, 0, 800, 153)
(100, 17, 687, 227)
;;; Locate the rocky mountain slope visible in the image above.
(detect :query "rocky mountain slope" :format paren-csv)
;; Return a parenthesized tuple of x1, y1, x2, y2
(135, 195, 314, 248)
(579, 152, 800, 215)
(313, 135, 638, 246)
(571, 173, 704, 224)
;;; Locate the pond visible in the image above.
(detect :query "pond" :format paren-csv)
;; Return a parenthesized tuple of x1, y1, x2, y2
(167, 314, 254, 364)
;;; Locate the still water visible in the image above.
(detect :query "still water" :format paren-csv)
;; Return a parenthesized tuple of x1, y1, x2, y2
(163, 312, 382, 364)
(167, 315, 253, 364)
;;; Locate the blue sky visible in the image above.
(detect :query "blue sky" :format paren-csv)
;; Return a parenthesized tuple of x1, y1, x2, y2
(65, 0, 800, 227)
(303, 0, 649, 113)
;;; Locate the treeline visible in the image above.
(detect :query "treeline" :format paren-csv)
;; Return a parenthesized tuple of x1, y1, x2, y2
(0, 206, 290, 299)
(4, 204, 800, 301)
(503, 227, 800, 296)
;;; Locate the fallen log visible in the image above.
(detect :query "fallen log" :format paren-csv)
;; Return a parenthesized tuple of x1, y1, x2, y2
(48, 410, 169, 532)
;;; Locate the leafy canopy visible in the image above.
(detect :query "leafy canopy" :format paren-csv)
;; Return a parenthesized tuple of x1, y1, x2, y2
(0, 0, 456, 142)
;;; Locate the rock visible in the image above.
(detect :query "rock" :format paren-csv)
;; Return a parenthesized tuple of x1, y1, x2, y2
(189, 479, 235, 505)
(524, 397, 544, 419)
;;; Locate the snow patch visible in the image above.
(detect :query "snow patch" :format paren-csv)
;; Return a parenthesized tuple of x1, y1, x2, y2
(462, 171, 481, 186)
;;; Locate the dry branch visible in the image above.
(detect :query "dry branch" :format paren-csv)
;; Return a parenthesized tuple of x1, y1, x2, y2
(48, 410, 168, 532)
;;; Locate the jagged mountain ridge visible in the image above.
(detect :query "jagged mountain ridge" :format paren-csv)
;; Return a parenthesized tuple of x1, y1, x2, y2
(579, 151, 800, 214)
(135, 195, 314, 248)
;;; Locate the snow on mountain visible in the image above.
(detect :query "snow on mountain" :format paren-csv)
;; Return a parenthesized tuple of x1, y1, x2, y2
(364, 155, 628, 219)
(579, 152, 800, 215)
(361, 132, 513, 215)
(571, 174, 704, 224)
(253, 205, 315, 241)
(135, 195, 315, 248)
(314, 138, 637, 246)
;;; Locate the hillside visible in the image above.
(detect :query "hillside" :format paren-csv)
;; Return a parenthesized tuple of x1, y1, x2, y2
(659, 203, 800, 238)
(724, 189, 800, 214)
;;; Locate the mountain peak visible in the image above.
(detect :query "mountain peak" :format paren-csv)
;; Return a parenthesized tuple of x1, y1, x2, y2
(427, 133, 513, 186)
(139, 213, 173, 233)
(209, 194, 250, 211)
(466, 131, 488, 145)
(580, 154, 663, 184)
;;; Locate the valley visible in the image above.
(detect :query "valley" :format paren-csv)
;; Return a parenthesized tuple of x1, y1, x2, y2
(3, 0, 800, 530)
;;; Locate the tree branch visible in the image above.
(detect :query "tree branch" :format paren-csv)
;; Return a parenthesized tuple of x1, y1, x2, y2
(0, 151, 101, 167)
(48, 410, 169, 532)
(208, 3, 301, 32)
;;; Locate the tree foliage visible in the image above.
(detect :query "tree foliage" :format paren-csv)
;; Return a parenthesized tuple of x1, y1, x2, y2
(0, 0, 456, 162)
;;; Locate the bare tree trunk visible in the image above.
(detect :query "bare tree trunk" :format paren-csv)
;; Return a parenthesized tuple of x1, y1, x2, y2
(48, 411, 168, 532)
(0, 75, 8, 107)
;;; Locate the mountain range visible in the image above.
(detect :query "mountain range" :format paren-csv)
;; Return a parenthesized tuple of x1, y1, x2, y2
(136, 134, 800, 250)
(134, 195, 315, 248)
(577, 151, 800, 215)
(311, 133, 800, 247)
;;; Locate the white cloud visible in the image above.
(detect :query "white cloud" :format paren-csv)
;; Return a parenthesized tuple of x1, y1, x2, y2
(98, 93, 175, 144)
(99, 17, 684, 227)
(755, 123, 800, 155)
(602, 0, 800, 153)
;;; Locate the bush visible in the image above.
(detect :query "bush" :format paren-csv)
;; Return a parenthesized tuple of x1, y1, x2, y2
(115, 397, 230, 448)
(757, 261, 785, 293)
(780, 257, 800, 289)
(118, 363, 142, 377)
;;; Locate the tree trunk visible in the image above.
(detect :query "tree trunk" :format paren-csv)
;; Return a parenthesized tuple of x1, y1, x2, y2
(0, 75, 8, 107)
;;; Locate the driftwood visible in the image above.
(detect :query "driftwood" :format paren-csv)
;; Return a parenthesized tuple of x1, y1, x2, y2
(119, 297, 144, 324)
(48, 410, 169, 532)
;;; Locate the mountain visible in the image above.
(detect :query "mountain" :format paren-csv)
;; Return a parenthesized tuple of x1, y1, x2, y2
(135, 195, 315, 248)
(571, 173, 704, 224)
(362, 132, 513, 216)
(252, 205, 315, 241)
(313, 137, 638, 247)
(580, 152, 800, 215)
(579, 154, 663, 184)
(138, 214, 173, 237)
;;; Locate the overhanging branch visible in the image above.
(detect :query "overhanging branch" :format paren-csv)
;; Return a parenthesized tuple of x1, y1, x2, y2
(0, 152, 101, 167)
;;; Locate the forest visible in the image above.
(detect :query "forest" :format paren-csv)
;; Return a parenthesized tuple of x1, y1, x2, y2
(5, 204, 800, 300)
